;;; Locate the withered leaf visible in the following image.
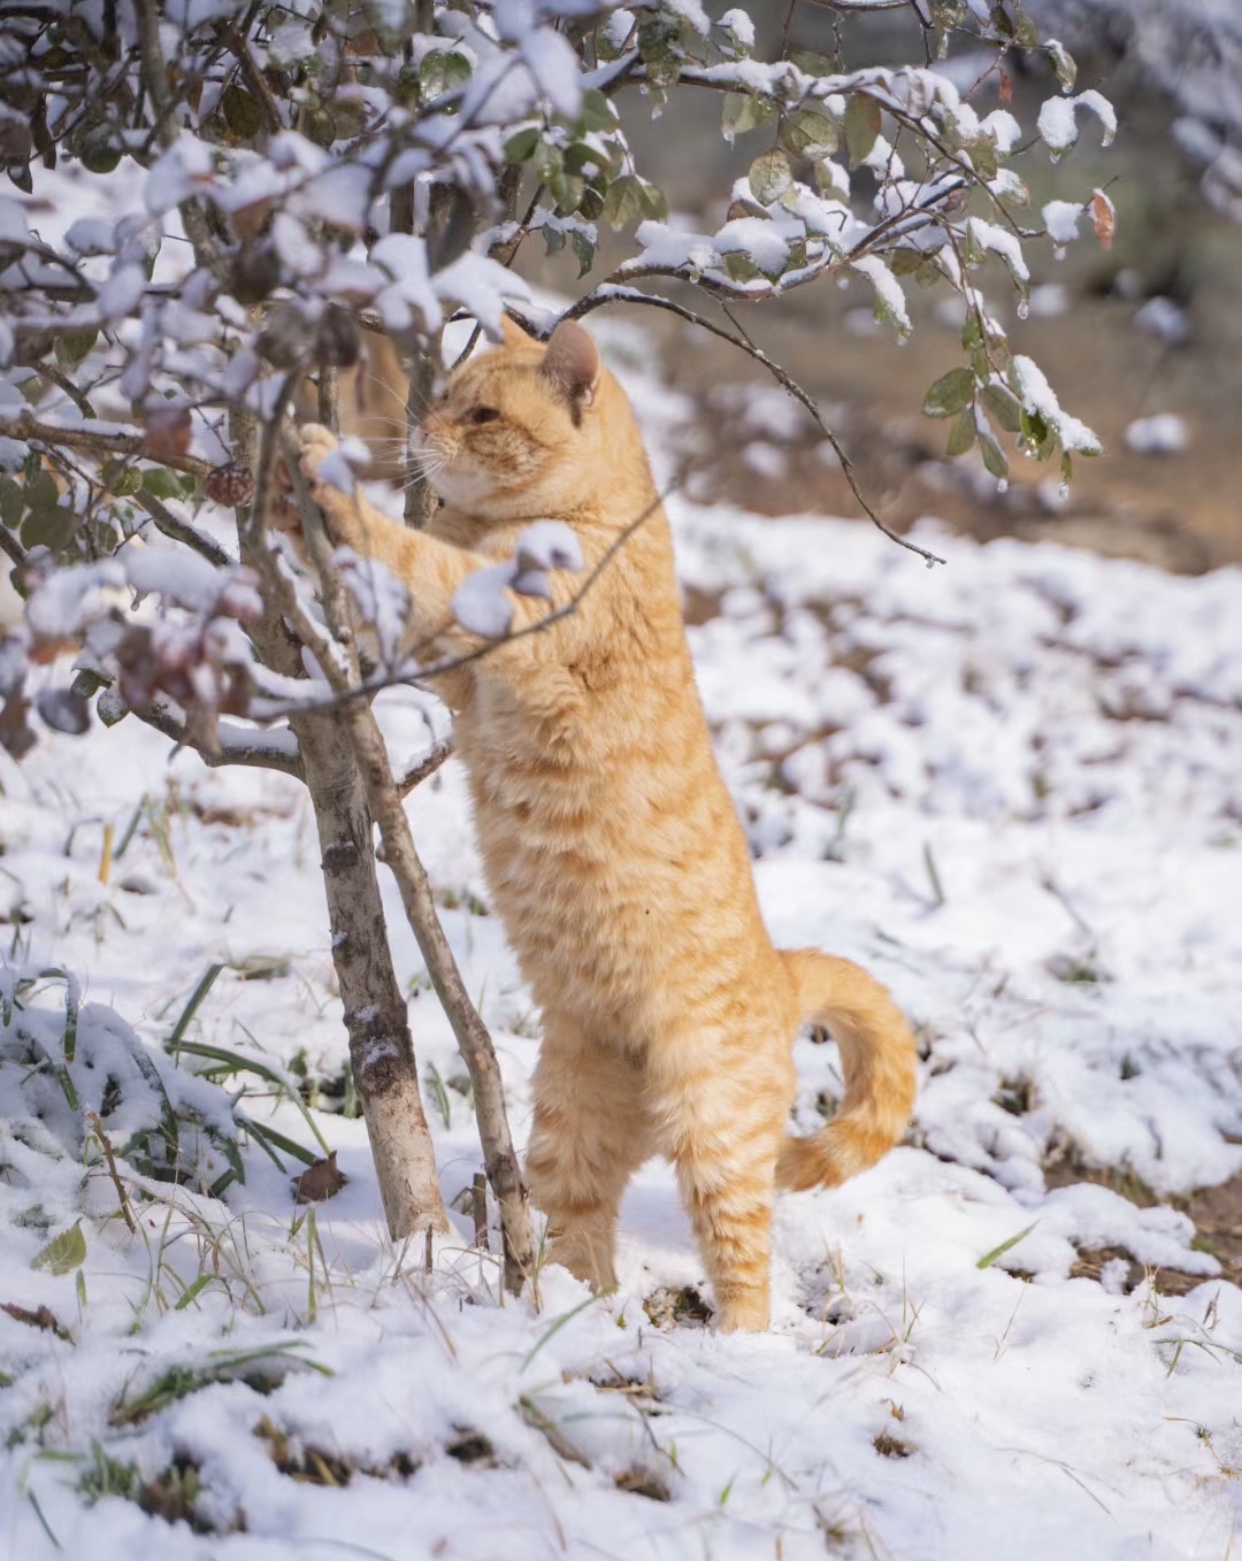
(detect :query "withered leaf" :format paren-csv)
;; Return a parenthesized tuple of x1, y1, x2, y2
(292, 1151, 346, 1204)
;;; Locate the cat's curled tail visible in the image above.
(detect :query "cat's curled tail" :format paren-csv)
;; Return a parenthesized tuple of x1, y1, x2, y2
(775, 950, 917, 1191)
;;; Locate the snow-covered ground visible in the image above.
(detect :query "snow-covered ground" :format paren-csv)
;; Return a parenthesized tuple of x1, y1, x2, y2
(2, 336, 1241, 1561)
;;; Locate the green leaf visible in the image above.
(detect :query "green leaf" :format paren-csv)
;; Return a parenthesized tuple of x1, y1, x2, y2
(721, 92, 773, 140)
(102, 460, 142, 498)
(638, 181, 668, 220)
(504, 126, 539, 163)
(54, 328, 98, 370)
(778, 109, 838, 159)
(579, 88, 615, 133)
(80, 130, 121, 176)
(570, 229, 596, 278)
(844, 94, 881, 168)
(1013, 11, 1040, 48)
(1020, 408, 1051, 449)
(603, 174, 643, 230)
(963, 134, 997, 181)
(0, 477, 23, 528)
(982, 382, 1023, 433)
(32, 1222, 86, 1276)
(889, 249, 925, 277)
(922, 367, 975, 419)
(723, 252, 761, 283)
(551, 173, 585, 216)
(221, 84, 264, 142)
(979, 427, 1010, 482)
(791, 50, 837, 76)
(1047, 40, 1077, 92)
(140, 467, 184, 500)
(21, 504, 74, 553)
(946, 409, 976, 457)
(748, 148, 792, 207)
(419, 49, 471, 99)
(174, 1273, 219, 1311)
(977, 1221, 1038, 1270)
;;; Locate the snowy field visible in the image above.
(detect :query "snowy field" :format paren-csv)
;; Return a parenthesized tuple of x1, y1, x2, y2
(2, 337, 1241, 1561)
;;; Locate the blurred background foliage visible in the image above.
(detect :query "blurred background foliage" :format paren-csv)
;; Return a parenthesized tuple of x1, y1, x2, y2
(520, 1, 1242, 573)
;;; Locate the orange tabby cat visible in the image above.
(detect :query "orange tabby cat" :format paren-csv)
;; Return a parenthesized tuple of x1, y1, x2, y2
(292, 317, 917, 1331)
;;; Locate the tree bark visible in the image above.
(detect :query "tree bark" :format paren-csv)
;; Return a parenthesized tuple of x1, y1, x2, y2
(292, 705, 451, 1240)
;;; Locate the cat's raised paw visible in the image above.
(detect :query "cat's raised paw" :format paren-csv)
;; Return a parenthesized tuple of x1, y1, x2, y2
(297, 422, 341, 493)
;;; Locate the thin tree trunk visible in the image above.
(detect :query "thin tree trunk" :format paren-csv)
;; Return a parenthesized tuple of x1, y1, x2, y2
(292, 707, 451, 1240)
(345, 700, 535, 1295)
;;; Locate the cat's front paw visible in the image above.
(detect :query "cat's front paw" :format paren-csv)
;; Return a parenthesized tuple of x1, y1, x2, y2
(297, 422, 343, 496)
(296, 422, 364, 547)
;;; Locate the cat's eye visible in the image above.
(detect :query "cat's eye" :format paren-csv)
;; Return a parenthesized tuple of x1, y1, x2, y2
(469, 407, 500, 425)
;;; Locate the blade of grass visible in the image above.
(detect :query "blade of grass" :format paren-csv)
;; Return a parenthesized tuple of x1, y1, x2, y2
(180, 1035, 330, 1155)
(977, 1221, 1038, 1270)
(522, 1289, 612, 1373)
(242, 1116, 320, 1168)
(167, 963, 223, 1060)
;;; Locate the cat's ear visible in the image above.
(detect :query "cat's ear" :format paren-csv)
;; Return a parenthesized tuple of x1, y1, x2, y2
(500, 313, 536, 348)
(540, 321, 600, 410)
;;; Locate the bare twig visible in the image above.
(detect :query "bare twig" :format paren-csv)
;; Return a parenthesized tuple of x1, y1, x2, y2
(134, 492, 232, 568)
(223, 17, 284, 135)
(565, 289, 945, 567)
(86, 1110, 137, 1234)
(0, 521, 29, 571)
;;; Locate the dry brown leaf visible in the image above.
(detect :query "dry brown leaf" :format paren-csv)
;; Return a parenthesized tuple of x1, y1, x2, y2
(292, 1151, 347, 1204)
(1091, 188, 1116, 251)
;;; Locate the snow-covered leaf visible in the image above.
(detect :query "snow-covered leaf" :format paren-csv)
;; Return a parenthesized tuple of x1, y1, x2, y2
(515, 521, 583, 574)
(452, 562, 516, 639)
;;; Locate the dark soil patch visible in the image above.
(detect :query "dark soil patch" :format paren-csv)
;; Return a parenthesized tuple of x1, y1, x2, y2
(1046, 1146, 1242, 1293)
(643, 1285, 713, 1329)
(615, 1466, 671, 1501)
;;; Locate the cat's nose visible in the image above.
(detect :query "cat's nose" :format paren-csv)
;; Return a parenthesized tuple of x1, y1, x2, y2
(420, 412, 447, 441)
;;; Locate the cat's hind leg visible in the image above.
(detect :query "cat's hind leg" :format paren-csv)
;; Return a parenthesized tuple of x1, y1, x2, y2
(525, 1016, 654, 1292)
(652, 1034, 791, 1332)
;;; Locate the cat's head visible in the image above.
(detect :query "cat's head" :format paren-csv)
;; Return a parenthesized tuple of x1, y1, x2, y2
(415, 318, 622, 521)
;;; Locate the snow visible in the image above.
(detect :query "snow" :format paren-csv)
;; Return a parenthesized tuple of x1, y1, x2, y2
(718, 8, 755, 48)
(2, 330, 1242, 1561)
(1134, 294, 1191, 347)
(1037, 89, 1118, 157)
(966, 217, 1030, 282)
(517, 26, 582, 120)
(1042, 198, 1083, 243)
(1124, 413, 1190, 454)
(451, 561, 517, 638)
(1012, 353, 1103, 454)
(851, 255, 912, 336)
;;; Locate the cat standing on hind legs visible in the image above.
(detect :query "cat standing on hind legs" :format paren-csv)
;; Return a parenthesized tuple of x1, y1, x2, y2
(289, 316, 918, 1332)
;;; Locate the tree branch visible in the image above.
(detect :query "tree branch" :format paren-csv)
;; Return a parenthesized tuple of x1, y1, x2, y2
(3, 411, 214, 480)
(137, 695, 305, 778)
(564, 289, 945, 567)
(398, 736, 454, 797)
(134, 492, 232, 568)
